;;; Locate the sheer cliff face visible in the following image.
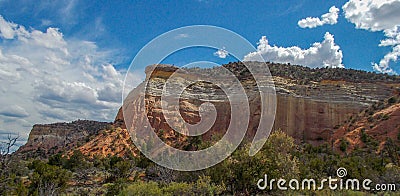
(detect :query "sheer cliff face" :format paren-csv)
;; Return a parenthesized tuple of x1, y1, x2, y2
(119, 63, 399, 146)
(274, 96, 362, 145)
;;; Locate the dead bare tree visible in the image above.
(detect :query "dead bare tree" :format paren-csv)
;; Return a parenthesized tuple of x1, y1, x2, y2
(0, 134, 20, 193)
(0, 134, 19, 171)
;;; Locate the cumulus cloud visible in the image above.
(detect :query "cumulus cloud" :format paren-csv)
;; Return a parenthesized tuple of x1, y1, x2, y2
(298, 6, 340, 28)
(343, 0, 400, 74)
(214, 47, 229, 59)
(244, 32, 344, 68)
(0, 15, 134, 144)
(0, 15, 17, 39)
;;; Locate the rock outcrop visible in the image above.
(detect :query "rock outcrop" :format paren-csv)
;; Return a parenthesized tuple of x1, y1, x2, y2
(15, 62, 400, 158)
(16, 120, 111, 158)
(121, 62, 400, 147)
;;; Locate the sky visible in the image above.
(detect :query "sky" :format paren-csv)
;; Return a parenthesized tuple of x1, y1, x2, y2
(0, 0, 400, 146)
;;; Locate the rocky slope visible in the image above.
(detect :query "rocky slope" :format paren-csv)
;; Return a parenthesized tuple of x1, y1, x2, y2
(332, 96, 400, 156)
(74, 127, 137, 158)
(15, 62, 400, 158)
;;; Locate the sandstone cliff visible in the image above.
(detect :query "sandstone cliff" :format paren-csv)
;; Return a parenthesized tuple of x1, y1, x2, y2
(120, 62, 400, 148)
(16, 62, 400, 158)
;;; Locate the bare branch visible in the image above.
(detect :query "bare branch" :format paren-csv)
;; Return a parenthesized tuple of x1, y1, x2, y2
(0, 134, 20, 171)
(5, 134, 19, 155)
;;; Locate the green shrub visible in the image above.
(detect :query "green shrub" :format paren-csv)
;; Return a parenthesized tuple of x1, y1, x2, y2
(339, 139, 348, 152)
(368, 110, 374, 115)
(106, 179, 129, 196)
(398, 129, 400, 141)
(48, 153, 65, 167)
(112, 160, 136, 180)
(120, 176, 225, 196)
(360, 129, 368, 143)
(388, 96, 397, 104)
(206, 130, 299, 194)
(192, 175, 225, 195)
(135, 152, 153, 169)
(28, 160, 71, 195)
(162, 182, 192, 195)
(382, 114, 390, 120)
(119, 181, 162, 196)
(63, 150, 89, 171)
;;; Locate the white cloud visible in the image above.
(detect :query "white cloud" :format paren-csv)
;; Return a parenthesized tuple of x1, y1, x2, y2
(214, 47, 229, 59)
(0, 105, 29, 118)
(343, 0, 400, 74)
(342, 0, 400, 31)
(0, 15, 135, 144)
(40, 19, 52, 27)
(244, 32, 344, 68)
(29, 28, 69, 53)
(0, 15, 17, 39)
(298, 6, 340, 28)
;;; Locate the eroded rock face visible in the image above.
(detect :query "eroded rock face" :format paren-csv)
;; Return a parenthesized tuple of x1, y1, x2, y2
(120, 89, 361, 147)
(120, 63, 400, 146)
(273, 95, 363, 145)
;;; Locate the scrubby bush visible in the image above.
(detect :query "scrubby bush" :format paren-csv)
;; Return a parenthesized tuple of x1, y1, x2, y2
(388, 96, 397, 105)
(120, 176, 225, 196)
(398, 130, 400, 141)
(382, 114, 390, 121)
(63, 150, 90, 171)
(206, 130, 299, 194)
(162, 181, 192, 195)
(28, 160, 71, 195)
(119, 181, 162, 196)
(339, 139, 348, 152)
(360, 129, 368, 143)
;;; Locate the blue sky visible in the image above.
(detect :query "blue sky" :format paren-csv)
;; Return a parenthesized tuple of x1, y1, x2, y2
(0, 0, 397, 71)
(0, 0, 400, 144)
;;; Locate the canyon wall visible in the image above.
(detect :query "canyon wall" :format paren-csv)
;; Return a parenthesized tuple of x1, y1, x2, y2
(119, 63, 398, 146)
